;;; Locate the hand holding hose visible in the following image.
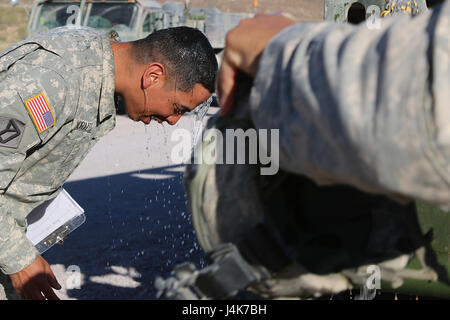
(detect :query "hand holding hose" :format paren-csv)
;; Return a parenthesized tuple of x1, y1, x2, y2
(217, 14, 297, 115)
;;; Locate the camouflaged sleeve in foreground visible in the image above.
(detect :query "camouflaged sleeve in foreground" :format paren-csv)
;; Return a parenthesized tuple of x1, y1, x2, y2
(250, 3, 450, 210)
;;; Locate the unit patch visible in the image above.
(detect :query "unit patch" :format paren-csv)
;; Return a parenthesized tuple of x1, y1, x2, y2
(0, 117, 25, 149)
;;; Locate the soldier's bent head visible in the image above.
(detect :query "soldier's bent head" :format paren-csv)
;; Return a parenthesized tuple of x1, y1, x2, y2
(113, 27, 218, 126)
(133, 27, 217, 94)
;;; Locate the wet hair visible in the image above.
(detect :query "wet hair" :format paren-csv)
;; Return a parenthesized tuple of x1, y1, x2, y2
(132, 26, 218, 93)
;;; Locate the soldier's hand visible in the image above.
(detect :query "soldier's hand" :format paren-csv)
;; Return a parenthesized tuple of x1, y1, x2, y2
(217, 13, 297, 115)
(9, 256, 61, 300)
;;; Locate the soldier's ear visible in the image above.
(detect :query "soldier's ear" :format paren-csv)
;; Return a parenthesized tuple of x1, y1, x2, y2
(142, 63, 166, 89)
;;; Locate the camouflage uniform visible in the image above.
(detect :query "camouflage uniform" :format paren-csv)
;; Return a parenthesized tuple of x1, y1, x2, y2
(249, 1, 450, 211)
(0, 27, 117, 299)
(182, 2, 449, 300)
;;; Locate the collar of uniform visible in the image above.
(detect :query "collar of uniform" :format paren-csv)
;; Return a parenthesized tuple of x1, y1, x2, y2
(98, 30, 119, 123)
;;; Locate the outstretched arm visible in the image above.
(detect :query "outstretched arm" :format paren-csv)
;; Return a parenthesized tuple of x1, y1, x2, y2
(218, 5, 450, 209)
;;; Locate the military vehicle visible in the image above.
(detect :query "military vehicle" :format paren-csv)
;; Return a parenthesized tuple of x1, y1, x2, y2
(25, 0, 160, 40)
(25, 0, 252, 53)
(21, 0, 435, 50)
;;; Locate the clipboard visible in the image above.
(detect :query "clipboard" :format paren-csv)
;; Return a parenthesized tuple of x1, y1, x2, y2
(26, 189, 85, 254)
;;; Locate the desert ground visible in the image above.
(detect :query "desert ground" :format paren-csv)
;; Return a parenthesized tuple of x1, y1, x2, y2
(48, 111, 219, 300)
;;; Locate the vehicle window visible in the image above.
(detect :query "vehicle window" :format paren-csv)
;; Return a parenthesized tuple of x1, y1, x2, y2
(35, 4, 74, 33)
(87, 4, 136, 30)
(142, 14, 150, 33)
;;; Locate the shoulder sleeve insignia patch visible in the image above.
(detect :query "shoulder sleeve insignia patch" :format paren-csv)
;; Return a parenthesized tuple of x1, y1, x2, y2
(0, 117, 25, 149)
(24, 93, 55, 134)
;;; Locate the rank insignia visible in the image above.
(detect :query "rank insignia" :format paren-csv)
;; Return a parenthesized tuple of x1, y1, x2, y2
(24, 93, 55, 134)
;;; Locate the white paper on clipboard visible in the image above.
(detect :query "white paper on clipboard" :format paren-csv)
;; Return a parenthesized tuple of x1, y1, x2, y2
(26, 189, 85, 254)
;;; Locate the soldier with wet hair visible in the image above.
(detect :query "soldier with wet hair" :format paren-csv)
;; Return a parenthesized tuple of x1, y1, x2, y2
(0, 25, 217, 300)
(132, 27, 217, 94)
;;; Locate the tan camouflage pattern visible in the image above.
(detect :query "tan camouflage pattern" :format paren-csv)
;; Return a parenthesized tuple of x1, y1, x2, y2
(0, 26, 117, 285)
(382, 0, 424, 16)
(249, 2, 450, 211)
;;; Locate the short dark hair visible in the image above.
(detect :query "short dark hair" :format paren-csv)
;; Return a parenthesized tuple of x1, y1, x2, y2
(132, 26, 218, 93)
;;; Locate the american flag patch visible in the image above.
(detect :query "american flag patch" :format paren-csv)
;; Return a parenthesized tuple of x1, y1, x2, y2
(24, 93, 55, 134)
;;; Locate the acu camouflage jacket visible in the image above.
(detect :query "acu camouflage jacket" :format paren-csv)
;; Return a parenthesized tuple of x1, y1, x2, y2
(0, 27, 117, 274)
